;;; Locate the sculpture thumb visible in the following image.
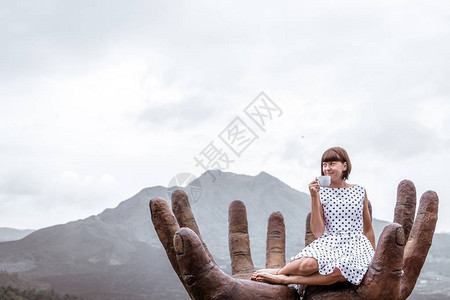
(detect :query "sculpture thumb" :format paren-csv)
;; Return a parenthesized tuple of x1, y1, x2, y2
(174, 227, 235, 299)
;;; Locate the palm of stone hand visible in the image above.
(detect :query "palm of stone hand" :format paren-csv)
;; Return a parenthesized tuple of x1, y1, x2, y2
(150, 180, 438, 300)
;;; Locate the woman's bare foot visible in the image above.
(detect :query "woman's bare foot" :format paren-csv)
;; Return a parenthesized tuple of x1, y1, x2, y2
(251, 268, 280, 280)
(253, 272, 285, 284)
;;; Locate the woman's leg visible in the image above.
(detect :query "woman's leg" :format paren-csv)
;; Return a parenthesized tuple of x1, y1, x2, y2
(255, 267, 346, 285)
(279, 257, 318, 276)
(251, 257, 318, 279)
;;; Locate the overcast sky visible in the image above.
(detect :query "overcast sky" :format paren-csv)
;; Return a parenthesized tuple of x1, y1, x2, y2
(1, 0, 449, 233)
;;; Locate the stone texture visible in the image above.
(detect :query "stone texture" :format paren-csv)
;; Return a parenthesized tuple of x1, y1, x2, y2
(228, 200, 254, 276)
(266, 211, 286, 269)
(394, 180, 416, 241)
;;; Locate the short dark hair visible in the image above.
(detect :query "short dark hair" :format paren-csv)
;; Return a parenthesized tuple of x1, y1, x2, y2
(321, 147, 352, 180)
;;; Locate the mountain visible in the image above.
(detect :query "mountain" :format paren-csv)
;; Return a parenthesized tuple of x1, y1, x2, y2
(0, 185, 186, 300)
(0, 170, 447, 299)
(0, 228, 34, 242)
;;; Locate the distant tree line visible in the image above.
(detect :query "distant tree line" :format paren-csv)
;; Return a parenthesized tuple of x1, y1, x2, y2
(0, 286, 82, 300)
(0, 271, 83, 300)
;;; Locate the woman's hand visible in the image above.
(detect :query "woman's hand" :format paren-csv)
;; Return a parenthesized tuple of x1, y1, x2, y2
(308, 178, 320, 196)
(309, 178, 325, 237)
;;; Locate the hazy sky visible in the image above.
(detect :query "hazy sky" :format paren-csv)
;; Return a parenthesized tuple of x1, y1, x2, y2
(1, 0, 449, 232)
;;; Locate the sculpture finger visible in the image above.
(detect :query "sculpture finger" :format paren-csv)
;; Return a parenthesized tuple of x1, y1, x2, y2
(228, 200, 255, 277)
(393, 180, 416, 241)
(171, 189, 215, 264)
(305, 212, 316, 247)
(174, 227, 299, 299)
(150, 197, 181, 275)
(359, 223, 405, 300)
(400, 190, 438, 300)
(266, 211, 286, 269)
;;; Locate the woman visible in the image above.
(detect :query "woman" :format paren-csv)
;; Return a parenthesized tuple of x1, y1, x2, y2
(252, 147, 375, 286)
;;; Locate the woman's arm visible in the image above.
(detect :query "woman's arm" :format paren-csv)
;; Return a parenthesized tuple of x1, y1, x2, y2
(309, 179, 325, 238)
(363, 191, 376, 250)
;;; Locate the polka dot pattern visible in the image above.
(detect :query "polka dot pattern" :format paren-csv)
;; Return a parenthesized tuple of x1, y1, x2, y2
(291, 185, 375, 285)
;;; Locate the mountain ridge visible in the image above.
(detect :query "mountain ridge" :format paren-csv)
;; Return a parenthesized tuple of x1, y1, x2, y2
(0, 228, 35, 242)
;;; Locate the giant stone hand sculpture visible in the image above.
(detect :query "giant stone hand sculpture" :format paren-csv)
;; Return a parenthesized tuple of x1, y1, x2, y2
(149, 180, 438, 299)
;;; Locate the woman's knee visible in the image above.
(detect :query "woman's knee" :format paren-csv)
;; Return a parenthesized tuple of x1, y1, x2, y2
(298, 258, 318, 272)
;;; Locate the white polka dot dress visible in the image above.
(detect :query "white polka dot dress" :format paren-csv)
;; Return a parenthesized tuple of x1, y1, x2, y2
(291, 185, 375, 285)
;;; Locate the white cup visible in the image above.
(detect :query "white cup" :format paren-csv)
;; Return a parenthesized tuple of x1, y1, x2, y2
(317, 175, 331, 187)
